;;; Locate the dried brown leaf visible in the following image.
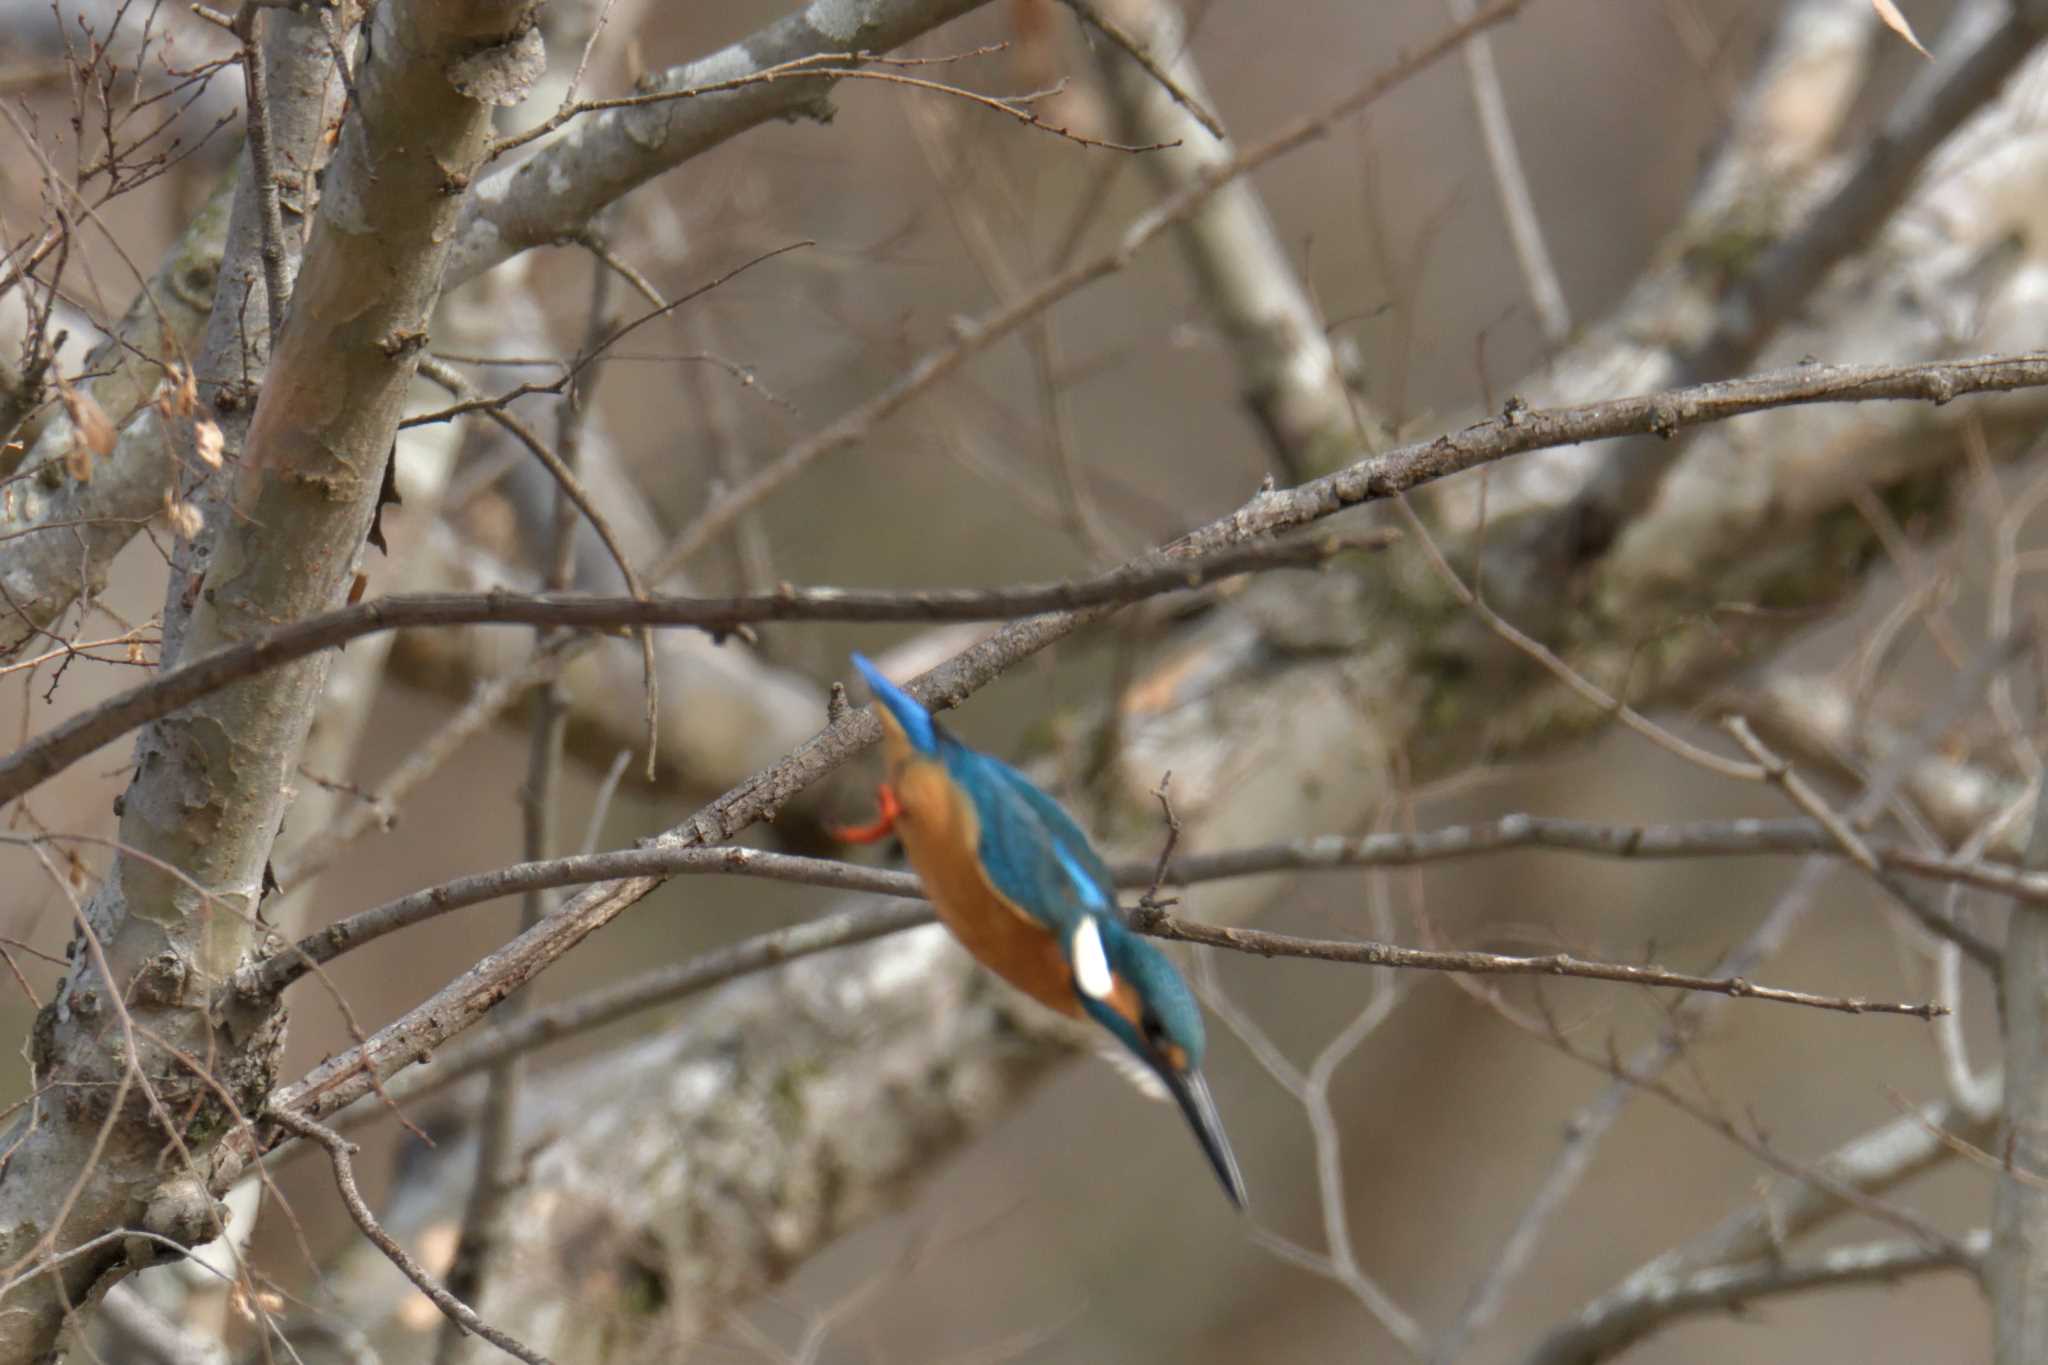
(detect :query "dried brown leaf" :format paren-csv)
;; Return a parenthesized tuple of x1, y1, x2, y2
(169, 363, 198, 418)
(230, 1283, 285, 1322)
(164, 491, 204, 540)
(55, 373, 113, 481)
(194, 418, 224, 469)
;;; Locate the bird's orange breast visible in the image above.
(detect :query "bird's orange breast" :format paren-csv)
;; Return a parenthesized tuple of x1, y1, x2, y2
(891, 760, 1086, 1020)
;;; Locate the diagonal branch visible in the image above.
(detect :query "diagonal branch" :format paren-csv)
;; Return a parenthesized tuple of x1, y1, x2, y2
(443, 0, 1000, 285)
(268, 1109, 551, 1365)
(1532, 1231, 1985, 1365)
(648, 0, 1528, 575)
(1528, 1083, 2000, 1365)
(252, 346, 2048, 1132)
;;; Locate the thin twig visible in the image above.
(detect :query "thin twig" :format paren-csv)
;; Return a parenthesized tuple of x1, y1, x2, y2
(689, 310, 780, 602)
(580, 748, 635, 856)
(1063, 0, 1226, 138)
(246, 348, 2048, 1156)
(238, 846, 923, 997)
(1528, 1231, 1986, 1365)
(1138, 910, 1945, 1017)
(1528, 1082, 2000, 1365)
(231, 2, 291, 339)
(486, 49, 1178, 161)
(1142, 770, 1181, 907)
(0, 532, 1390, 806)
(434, 253, 613, 1365)
(1520, 998, 1964, 1253)
(1396, 474, 2009, 965)
(1433, 620, 2024, 1357)
(415, 353, 660, 769)
(273, 646, 570, 888)
(238, 807, 2048, 1002)
(1391, 493, 1763, 781)
(405, 241, 810, 429)
(414, 237, 810, 778)
(579, 235, 664, 310)
(1690, 2, 2044, 377)
(1196, 946, 1423, 1351)
(1152, 814, 2048, 902)
(1444, 0, 1568, 342)
(1726, 691, 2009, 969)
(646, 0, 1533, 578)
(901, 92, 1122, 560)
(1724, 715, 1882, 873)
(267, 1109, 553, 1365)
(310, 902, 935, 1138)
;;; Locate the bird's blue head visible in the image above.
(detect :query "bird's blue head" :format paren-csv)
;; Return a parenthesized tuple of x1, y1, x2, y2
(1093, 925, 1206, 1071)
(852, 653, 938, 757)
(1086, 920, 1246, 1207)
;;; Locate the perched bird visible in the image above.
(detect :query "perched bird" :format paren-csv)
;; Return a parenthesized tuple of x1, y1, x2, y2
(835, 653, 1247, 1207)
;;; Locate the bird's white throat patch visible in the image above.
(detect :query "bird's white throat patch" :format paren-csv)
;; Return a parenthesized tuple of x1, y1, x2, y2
(1072, 916, 1114, 1000)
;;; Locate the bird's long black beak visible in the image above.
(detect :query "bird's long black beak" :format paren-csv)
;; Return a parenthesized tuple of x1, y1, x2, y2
(1162, 1067, 1247, 1209)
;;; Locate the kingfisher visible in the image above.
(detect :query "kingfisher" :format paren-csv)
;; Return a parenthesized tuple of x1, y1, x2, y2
(834, 653, 1247, 1207)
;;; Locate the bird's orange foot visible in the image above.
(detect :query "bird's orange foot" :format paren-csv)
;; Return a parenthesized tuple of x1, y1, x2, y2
(831, 783, 902, 844)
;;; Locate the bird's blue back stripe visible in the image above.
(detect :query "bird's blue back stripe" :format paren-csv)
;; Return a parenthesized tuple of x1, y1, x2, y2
(978, 756, 1117, 894)
(1055, 843, 1110, 909)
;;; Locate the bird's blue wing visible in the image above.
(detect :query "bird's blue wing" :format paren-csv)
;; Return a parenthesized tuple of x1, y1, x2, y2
(946, 743, 1118, 936)
(976, 752, 1117, 899)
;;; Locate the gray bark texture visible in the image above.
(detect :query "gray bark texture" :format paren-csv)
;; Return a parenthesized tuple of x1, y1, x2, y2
(1994, 791, 2048, 1363)
(0, 1, 544, 1357)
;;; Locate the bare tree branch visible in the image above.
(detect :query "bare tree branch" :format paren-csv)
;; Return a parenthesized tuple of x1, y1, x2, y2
(1693, 4, 2048, 378)
(1155, 814, 2048, 903)
(442, 0, 1002, 285)
(1529, 1084, 1999, 1365)
(0, 188, 231, 656)
(268, 1109, 552, 1365)
(15, 346, 2036, 814)
(1556, 1, 2048, 567)
(0, 529, 1389, 804)
(0, 2, 546, 1355)
(318, 901, 936, 1136)
(1137, 910, 1945, 1017)
(97, 1284, 228, 1365)
(1085, 0, 1367, 481)
(649, 0, 1525, 575)
(1444, 0, 1569, 343)
(1992, 754, 2048, 1360)
(1531, 1231, 1986, 1365)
